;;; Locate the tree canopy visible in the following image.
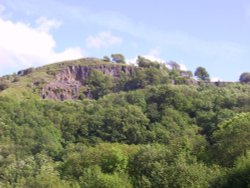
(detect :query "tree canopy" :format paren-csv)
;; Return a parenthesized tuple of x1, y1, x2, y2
(0, 57, 250, 187)
(194, 66, 210, 81)
(111, 54, 126, 64)
(239, 72, 250, 83)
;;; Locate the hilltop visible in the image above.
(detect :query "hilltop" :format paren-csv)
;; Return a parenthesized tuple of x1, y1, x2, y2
(0, 56, 197, 100)
(1, 56, 247, 102)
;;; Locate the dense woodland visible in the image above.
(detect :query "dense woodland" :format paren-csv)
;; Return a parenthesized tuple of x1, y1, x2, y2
(0, 56, 250, 187)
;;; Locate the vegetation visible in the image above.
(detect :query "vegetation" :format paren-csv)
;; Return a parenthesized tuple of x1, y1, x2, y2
(0, 55, 249, 187)
(194, 66, 210, 81)
(111, 54, 126, 64)
(239, 72, 250, 83)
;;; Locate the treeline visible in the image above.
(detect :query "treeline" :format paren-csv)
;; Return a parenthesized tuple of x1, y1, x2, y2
(80, 56, 196, 100)
(0, 81, 250, 187)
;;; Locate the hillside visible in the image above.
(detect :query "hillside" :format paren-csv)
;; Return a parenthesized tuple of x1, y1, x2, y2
(0, 57, 196, 100)
(0, 57, 250, 187)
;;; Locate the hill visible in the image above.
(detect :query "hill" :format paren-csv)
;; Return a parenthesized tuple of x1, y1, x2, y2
(0, 56, 250, 187)
(0, 57, 196, 100)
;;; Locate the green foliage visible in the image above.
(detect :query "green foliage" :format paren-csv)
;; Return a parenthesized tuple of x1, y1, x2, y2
(85, 69, 114, 99)
(0, 58, 250, 186)
(111, 54, 126, 64)
(80, 166, 132, 188)
(221, 151, 250, 188)
(194, 66, 210, 81)
(239, 72, 250, 83)
(95, 104, 149, 143)
(209, 112, 250, 167)
(137, 56, 161, 69)
(103, 56, 111, 62)
(168, 61, 181, 70)
(129, 144, 222, 188)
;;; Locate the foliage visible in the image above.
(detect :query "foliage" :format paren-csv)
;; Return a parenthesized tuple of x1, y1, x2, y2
(111, 54, 126, 64)
(239, 72, 250, 83)
(194, 66, 210, 81)
(220, 151, 250, 188)
(103, 56, 111, 62)
(0, 57, 250, 187)
(85, 70, 114, 99)
(137, 56, 161, 69)
(209, 112, 250, 167)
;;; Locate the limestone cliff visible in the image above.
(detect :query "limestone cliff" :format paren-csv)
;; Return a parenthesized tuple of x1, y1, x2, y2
(41, 64, 135, 100)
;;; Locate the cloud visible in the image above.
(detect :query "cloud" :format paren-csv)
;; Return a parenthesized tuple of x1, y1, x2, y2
(2, 0, 248, 80)
(211, 77, 223, 82)
(179, 64, 188, 71)
(52, 47, 84, 62)
(62, 5, 245, 62)
(142, 48, 165, 63)
(4, 1, 245, 64)
(36, 17, 62, 32)
(126, 57, 137, 65)
(56, 3, 246, 77)
(126, 48, 164, 65)
(141, 48, 188, 71)
(138, 48, 189, 71)
(86, 31, 122, 49)
(0, 17, 84, 75)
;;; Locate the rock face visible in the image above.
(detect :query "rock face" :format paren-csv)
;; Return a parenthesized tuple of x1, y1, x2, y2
(41, 64, 135, 100)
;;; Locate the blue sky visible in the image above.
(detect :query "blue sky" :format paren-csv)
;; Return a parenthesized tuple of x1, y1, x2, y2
(0, 0, 249, 81)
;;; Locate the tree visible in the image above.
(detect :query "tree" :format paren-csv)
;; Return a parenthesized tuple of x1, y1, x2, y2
(103, 56, 111, 62)
(85, 70, 114, 99)
(239, 72, 250, 83)
(92, 105, 149, 144)
(167, 61, 181, 70)
(209, 112, 250, 167)
(111, 54, 126, 64)
(80, 166, 132, 188)
(194, 67, 210, 81)
(129, 144, 221, 188)
(137, 56, 160, 69)
(221, 151, 250, 188)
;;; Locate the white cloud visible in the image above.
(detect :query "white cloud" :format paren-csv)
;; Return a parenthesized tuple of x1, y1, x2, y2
(52, 47, 84, 62)
(126, 48, 165, 65)
(166, 61, 188, 71)
(62, 5, 245, 64)
(4, 1, 245, 70)
(126, 57, 137, 65)
(86, 31, 122, 49)
(179, 64, 188, 71)
(142, 48, 188, 71)
(142, 48, 165, 63)
(0, 17, 84, 75)
(211, 77, 223, 82)
(36, 17, 62, 33)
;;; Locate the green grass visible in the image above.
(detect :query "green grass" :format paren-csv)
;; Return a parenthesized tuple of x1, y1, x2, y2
(0, 87, 39, 100)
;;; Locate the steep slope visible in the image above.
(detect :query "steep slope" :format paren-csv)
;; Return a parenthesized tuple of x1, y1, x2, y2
(42, 64, 135, 100)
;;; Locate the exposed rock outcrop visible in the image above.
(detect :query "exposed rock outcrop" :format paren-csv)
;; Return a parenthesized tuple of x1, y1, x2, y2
(41, 64, 135, 100)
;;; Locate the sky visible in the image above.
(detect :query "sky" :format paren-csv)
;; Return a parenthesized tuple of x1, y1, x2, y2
(0, 0, 250, 81)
